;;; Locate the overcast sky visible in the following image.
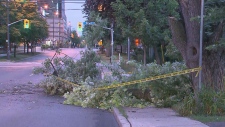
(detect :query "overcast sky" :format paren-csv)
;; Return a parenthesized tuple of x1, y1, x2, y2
(65, 2, 86, 35)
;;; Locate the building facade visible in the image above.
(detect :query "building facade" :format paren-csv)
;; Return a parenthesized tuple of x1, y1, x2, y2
(37, 0, 69, 47)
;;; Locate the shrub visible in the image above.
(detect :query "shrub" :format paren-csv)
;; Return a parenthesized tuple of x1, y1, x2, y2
(174, 87, 225, 116)
(198, 87, 225, 115)
(41, 44, 49, 50)
(127, 61, 191, 107)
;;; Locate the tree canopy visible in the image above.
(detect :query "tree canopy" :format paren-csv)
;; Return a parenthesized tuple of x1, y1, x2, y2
(0, 1, 48, 48)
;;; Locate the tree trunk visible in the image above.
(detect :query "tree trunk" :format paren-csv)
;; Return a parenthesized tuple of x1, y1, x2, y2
(13, 44, 16, 58)
(202, 22, 225, 91)
(154, 46, 161, 65)
(168, 0, 224, 93)
(27, 42, 29, 54)
(31, 42, 33, 53)
(143, 45, 146, 65)
(24, 42, 26, 53)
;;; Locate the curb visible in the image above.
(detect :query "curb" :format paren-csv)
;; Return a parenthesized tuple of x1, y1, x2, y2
(112, 107, 131, 127)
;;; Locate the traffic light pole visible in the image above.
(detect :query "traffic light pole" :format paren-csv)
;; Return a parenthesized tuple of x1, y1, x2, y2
(6, 18, 26, 59)
(9, 19, 25, 26)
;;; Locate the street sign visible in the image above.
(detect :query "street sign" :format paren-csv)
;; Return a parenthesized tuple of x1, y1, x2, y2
(83, 22, 95, 26)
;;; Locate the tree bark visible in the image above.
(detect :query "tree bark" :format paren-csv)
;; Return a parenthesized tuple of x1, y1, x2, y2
(154, 46, 161, 65)
(169, 0, 200, 94)
(26, 42, 29, 54)
(143, 45, 146, 65)
(169, 0, 225, 93)
(202, 21, 225, 91)
(24, 41, 26, 53)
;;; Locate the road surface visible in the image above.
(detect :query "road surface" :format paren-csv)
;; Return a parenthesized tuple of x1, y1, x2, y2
(0, 48, 119, 127)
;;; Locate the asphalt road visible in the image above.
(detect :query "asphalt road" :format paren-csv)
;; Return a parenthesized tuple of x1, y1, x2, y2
(0, 48, 119, 127)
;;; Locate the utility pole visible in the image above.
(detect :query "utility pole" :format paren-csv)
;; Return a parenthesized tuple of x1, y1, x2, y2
(199, 0, 204, 91)
(53, 14, 55, 47)
(7, 0, 10, 59)
(110, 23, 114, 63)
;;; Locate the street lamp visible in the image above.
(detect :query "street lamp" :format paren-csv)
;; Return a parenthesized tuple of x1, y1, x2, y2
(91, 23, 114, 63)
(97, 5, 114, 63)
(43, 5, 58, 48)
(54, 11, 59, 48)
(110, 23, 114, 63)
(58, 21, 60, 46)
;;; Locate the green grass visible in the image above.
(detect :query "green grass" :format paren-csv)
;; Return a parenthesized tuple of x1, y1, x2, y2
(97, 51, 135, 73)
(0, 52, 41, 62)
(98, 51, 128, 63)
(190, 115, 225, 123)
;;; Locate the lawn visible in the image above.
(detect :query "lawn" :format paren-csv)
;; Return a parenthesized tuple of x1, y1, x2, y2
(190, 115, 225, 123)
(97, 50, 128, 63)
(0, 52, 41, 62)
(97, 50, 135, 73)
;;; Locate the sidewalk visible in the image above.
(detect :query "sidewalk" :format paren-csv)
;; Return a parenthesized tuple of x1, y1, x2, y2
(113, 106, 209, 127)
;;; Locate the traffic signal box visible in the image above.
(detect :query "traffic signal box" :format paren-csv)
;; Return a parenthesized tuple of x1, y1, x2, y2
(77, 22, 82, 31)
(98, 40, 103, 46)
(24, 19, 30, 29)
(135, 38, 140, 46)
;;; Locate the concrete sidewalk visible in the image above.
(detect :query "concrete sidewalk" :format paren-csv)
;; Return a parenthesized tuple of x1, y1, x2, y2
(113, 106, 209, 127)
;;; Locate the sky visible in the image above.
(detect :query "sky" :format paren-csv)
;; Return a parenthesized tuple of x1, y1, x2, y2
(65, 2, 86, 36)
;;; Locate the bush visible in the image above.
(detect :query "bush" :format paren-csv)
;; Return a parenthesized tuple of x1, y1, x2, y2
(174, 87, 225, 116)
(41, 44, 49, 50)
(198, 87, 225, 115)
(127, 61, 191, 107)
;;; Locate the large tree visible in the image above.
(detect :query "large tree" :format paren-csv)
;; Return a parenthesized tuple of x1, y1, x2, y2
(83, 0, 115, 20)
(168, 0, 225, 93)
(19, 2, 48, 53)
(71, 30, 81, 48)
(0, 1, 48, 53)
(112, 0, 178, 65)
(83, 12, 108, 48)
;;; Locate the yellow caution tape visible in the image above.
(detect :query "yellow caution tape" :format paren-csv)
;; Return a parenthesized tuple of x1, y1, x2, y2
(95, 67, 201, 90)
(55, 77, 80, 87)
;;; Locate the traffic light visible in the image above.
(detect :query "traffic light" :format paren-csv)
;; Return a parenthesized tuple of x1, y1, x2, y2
(135, 38, 140, 46)
(77, 22, 82, 31)
(24, 19, 30, 29)
(98, 40, 103, 46)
